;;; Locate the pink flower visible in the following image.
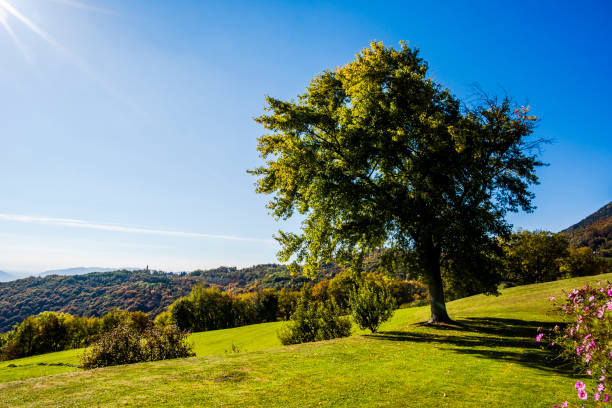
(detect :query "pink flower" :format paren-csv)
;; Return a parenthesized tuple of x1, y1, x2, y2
(604, 393, 610, 402)
(575, 381, 586, 390)
(608, 289, 612, 297)
(536, 333, 544, 342)
(595, 392, 600, 401)
(598, 383, 605, 392)
(578, 389, 587, 400)
(550, 296, 556, 301)
(561, 402, 568, 408)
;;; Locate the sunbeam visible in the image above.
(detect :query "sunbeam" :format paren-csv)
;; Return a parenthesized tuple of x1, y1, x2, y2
(0, 0, 65, 50)
(0, 0, 144, 115)
(0, 9, 33, 63)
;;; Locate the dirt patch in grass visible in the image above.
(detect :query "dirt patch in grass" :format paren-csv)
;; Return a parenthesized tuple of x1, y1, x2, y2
(212, 368, 249, 383)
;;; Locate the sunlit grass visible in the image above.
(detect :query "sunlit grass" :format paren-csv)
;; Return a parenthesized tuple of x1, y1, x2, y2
(1, 273, 610, 407)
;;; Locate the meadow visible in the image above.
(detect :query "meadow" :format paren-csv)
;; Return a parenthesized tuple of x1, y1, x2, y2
(1, 273, 609, 407)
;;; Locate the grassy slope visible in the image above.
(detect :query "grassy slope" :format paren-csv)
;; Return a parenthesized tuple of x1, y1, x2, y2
(1, 273, 610, 407)
(0, 322, 287, 383)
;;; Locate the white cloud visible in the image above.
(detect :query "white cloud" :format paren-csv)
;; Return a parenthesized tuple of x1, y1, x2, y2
(0, 213, 276, 244)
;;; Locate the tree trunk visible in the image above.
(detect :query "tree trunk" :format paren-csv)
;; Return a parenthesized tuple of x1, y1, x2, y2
(423, 236, 453, 324)
(427, 267, 452, 324)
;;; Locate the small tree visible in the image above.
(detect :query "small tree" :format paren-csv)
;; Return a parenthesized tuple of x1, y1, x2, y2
(350, 279, 396, 333)
(278, 286, 351, 345)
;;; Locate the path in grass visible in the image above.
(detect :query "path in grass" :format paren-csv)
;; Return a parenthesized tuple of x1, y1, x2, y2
(0, 273, 609, 407)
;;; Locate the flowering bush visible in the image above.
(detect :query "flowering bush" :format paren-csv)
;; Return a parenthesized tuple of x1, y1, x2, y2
(540, 281, 612, 407)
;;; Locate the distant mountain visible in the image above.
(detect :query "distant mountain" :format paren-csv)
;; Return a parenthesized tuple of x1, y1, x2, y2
(0, 271, 14, 283)
(40, 267, 133, 277)
(562, 201, 612, 257)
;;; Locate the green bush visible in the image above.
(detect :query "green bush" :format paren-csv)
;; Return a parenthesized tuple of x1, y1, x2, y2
(80, 324, 193, 369)
(500, 230, 569, 284)
(558, 246, 608, 278)
(278, 287, 351, 345)
(350, 279, 396, 333)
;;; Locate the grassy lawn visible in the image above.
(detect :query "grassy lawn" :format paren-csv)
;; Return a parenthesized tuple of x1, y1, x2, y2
(1, 273, 609, 407)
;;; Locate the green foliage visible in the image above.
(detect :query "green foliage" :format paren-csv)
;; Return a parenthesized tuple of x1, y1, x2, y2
(0, 270, 197, 333)
(250, 41, 543, 323)
(277, 289, 299, 320)
(0, 265, 339, 333)
(558, 246, 609, 278)
(501, 230, 569, 284)
(500, 230, 609, 284)
(251, 289, 280, 323)
(277, 286, 351, 345)
(350, 277, 396, 333)
(80, 324, 194, 369)
(0, 310, 152, 361)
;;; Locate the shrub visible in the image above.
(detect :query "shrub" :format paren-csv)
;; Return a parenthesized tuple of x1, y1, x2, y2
(81, 324, 193, 369)
(278, 287, 351, 345)
(350, 279, 396, 333)
(541, 281, 612, 407)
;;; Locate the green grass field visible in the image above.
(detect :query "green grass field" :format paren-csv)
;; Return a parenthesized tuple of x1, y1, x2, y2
(1, 273, 609, 407)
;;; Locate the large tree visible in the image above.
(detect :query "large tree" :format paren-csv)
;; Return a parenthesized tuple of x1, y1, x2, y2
(250, 42, 543, 323)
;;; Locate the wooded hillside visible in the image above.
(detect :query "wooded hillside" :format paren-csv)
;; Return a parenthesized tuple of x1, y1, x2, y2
(0, 265, 338, 332)
(563, 201, 612, 257)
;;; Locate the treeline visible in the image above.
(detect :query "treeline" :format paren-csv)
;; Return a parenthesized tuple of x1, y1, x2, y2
(0, 309, 151, 361)
(0, 272, 426, 361)
(0, 264, 339, 333)
(498, 230, 610, 286)
(155, 272, 426, 333)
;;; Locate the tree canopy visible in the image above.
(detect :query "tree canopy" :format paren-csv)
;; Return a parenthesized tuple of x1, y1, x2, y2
(250, 42, 543, 323)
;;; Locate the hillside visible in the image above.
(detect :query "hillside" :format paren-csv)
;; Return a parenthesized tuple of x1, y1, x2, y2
(0, 264, 337, 333)
(562, 201, 612, 257)
(2, 273, 609, 407)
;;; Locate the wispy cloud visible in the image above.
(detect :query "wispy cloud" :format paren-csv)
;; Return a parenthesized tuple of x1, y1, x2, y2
(0, 213, 276, 244)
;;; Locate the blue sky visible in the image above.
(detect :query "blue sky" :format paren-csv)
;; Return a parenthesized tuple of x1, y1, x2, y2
(0, 0, 610, 274)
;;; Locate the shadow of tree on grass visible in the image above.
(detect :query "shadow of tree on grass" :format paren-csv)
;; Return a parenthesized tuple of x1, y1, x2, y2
(364, 317, 579, 375)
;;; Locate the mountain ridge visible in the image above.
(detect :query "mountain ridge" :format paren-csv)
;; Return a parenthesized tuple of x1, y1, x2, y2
(562, 201, 612, 257)
(40, 267, 138, 277)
